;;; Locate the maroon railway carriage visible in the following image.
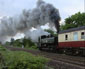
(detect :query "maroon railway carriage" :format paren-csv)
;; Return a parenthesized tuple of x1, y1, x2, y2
(58, 26, 85, 55)
(58, 26, 85, 48)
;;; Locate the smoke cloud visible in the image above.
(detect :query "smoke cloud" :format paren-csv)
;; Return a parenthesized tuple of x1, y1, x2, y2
(0, 0, 60, 43)
(25, 28, 50, 42)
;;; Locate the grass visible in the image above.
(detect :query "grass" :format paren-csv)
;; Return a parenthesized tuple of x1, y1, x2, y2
(0, 45, 48, 69)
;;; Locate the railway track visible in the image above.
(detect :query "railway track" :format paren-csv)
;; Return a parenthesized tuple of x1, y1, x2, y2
(5, 46, 85, 69)
(42, 52, 85, 66)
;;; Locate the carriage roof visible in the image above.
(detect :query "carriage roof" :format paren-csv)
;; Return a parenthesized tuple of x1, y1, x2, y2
(59, 26, 85, 34)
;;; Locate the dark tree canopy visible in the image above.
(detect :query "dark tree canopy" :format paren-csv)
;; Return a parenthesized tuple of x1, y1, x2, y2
(60, 12, 85, 30)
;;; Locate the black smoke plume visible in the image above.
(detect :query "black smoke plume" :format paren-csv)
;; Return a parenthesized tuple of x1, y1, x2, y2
(0, 0, 60, 43)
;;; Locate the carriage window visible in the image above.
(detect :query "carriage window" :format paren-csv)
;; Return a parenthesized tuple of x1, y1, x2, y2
(65, 34, 68, 40)
(81, 32, 85, 39)
(73, 32, 78, 40)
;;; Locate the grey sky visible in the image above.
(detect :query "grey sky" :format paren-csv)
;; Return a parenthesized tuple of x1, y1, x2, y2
(0, 0, 84, 20)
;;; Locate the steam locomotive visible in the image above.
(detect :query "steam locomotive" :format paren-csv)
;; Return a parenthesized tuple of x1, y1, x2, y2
(38, 26, 85, 56)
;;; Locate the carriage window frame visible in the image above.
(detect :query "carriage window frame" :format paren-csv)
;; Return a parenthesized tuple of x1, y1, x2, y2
(81, 32, 85, 39)
(65, 34, 68, 40)
(73, 32, 78, 41)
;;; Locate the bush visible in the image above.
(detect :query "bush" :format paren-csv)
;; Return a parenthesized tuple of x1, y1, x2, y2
(1, 51, 48, 69)
(7, 38, 38, 50)
(0, 45, 7, 51)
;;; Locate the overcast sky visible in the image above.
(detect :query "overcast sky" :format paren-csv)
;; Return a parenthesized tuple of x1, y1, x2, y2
(0, 0, 84, 20)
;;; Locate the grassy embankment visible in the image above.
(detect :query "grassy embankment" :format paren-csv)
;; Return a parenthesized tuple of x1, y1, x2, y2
(0, 45, 48, 69)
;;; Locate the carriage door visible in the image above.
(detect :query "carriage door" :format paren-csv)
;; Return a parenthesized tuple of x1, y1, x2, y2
(73, 32, 78, 41)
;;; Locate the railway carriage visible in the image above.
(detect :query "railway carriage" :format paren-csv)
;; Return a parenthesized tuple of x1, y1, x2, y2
(58, 26, 85, 55)
(58, 26, 85, 48)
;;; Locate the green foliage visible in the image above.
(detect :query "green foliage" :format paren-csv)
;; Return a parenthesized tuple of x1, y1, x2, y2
(27, 46, 38, 50)
(44, 29, 57, 36)
(5, 38, 38, 50)
(5, 42, 10, 46)
(10, 39, 22, 47)
(60, 12, 85, 30)
(0, 45, 7, 51)
(0, 50, 48, 69)
(0, 45, 7, 68)
(22, 38, 36, 48)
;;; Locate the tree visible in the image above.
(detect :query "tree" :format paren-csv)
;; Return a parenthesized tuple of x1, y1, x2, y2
(44, 29, 57, 36)
(60, 12, 85, 30)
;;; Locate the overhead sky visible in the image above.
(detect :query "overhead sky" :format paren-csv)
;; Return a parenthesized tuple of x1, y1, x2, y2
(0, 0, 84, 20)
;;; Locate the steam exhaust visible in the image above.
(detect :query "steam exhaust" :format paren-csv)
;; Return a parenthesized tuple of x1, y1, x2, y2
(0, 0, 60, 43)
